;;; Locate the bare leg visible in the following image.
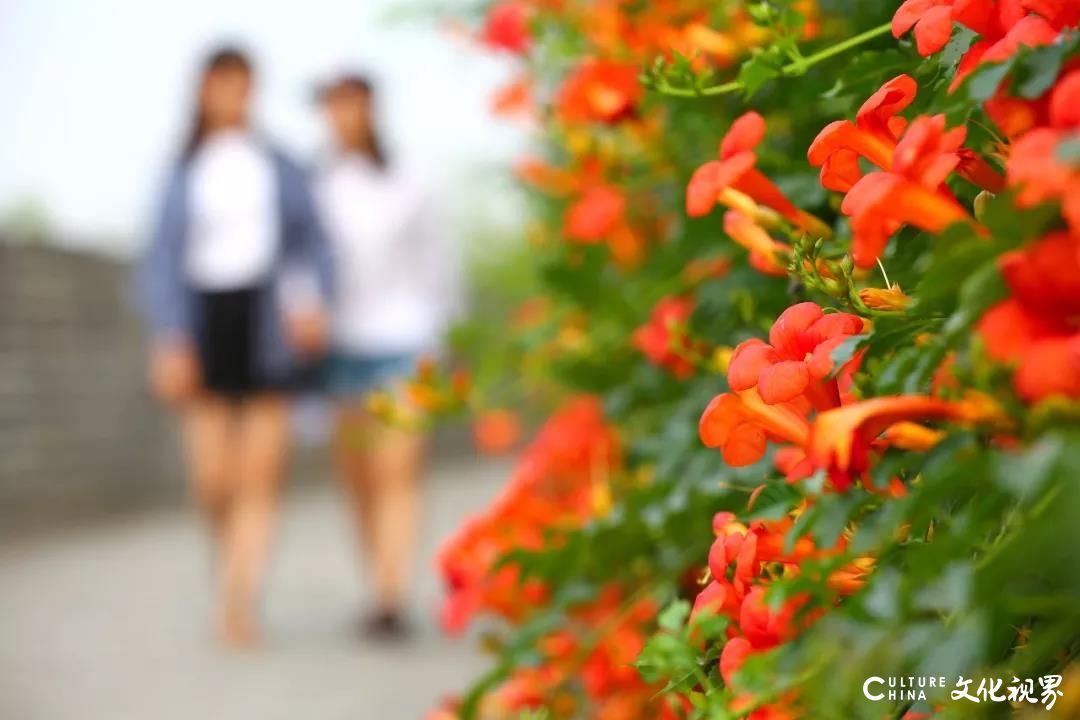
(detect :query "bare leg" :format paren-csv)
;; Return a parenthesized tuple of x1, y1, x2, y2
(335, 402, 376, 561)
(335, 405, 426, 618)
(366, 413, 426, 614)
(217, 394, 288, 647)
(182, 398, 234, 539)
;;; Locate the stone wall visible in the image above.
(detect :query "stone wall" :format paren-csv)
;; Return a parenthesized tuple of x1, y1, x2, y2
(0, 242, 479, 535)
(0, 242, 184, 533)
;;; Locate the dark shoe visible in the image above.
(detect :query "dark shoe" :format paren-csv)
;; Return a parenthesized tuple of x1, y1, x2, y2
(362, 609, 410, 642)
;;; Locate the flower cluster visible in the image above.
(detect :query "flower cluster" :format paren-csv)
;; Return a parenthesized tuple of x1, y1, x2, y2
(633, 296, 701, 378)
(701, 302, 1003, 492)
(689, 507, 881, 718)
(435, 0, 1080, 718)
(438, 397, 619, 633)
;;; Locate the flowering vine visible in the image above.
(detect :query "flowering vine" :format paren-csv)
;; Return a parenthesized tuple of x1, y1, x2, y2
(427, 1, 1080, 718)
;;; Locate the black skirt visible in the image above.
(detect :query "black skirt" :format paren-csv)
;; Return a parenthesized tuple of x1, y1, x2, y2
(196, 286, 278, 398)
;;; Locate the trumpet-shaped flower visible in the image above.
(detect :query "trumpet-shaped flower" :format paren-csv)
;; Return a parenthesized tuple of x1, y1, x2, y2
(723, 211, 791, 276)
(774, 445, 816, 482)
(977, 232, 1080, 402)
(438, 397, 620, 632)
(727, 302, 865, 406)
(891, 0, 955, 56)
(892, 114, 966, 185)
(858, 286, 913, 311)
(563, 185, 627, 242)
(709, 514, 818, 589)
(481, 1, 531, 53)
(1023, 0, 1080, 28)
(1009, 128, 1080, 234)
(828, 113, 973, 269)
(1013, 335, 1080, 402)
(808, 394, 1006, 490)
(1006, 70, 1080, 235)
(950, 14, 1063, 90)
(688, 112, 825, 232)
(632, 296, 698, 378)
(893, 0, 1072, 84)
(998, 231, 1080, 317)
(976, 299, 1060, 363)
(811, 76, 1001, 208)
(699, 390, 812, 467)
(808, 74, 917, 191)
(720, 636, 753, 685)
(697, 506, 869, 699)
(556, 59, 642, 125)
(841, 169, 970, 268)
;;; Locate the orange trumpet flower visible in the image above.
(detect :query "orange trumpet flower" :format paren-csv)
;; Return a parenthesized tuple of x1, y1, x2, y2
(480, 1, 531, 54)
(563, 185, 627, 243)
(808, 394, 1006, 489)
(841, 171, 970, 268)
(891, 114, 966, 186)
(722, 211, 791, 276)
(820, 108, 977, 267)
(808, 74, 916, 191)
(699, 389, 811, 467)
(1006, 70, 1080, 236)
(514, 157, 585, 197)
(950, 14, 1061, 90)
(632, 296, 698, 378)
(892, 0, 1071, 86)
(858, 286, 912, 311)
(891, 0, 954, 56)
(556, 59, 642, 125)
(688, 112, 827, 234)
(727, 302, 865, 407)
(976, 232, 1080, 402)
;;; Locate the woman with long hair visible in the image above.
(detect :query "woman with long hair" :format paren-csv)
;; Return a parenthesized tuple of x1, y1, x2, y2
(137, 47, 333, 647)
(315, 73, 461, 639)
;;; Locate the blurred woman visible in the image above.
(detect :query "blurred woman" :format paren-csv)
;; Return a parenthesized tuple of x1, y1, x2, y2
(315, 74, 460, 639)
(137, 47, 333, 647)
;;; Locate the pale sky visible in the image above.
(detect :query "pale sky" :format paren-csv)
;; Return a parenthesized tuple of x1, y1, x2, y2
(0, 0, 526, 255)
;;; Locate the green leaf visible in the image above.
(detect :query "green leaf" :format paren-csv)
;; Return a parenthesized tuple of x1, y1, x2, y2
(737, 48, 784, 98)
(913, 562, 972, 613)
(1056, 135, 1080, 163)
(828, 335, 863, 378)
(1015, 39, 1073, 98)
(658, 599, 691, 632)
(992, 435, 1063, 501)
(966, 60, 1011, 102)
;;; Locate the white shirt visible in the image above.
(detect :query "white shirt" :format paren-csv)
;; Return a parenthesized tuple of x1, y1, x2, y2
(317, 154, 461, 354)
(185, 130, 279, 290)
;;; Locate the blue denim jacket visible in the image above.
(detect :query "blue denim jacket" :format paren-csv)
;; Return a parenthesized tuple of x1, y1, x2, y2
(135, 147, 334, 382)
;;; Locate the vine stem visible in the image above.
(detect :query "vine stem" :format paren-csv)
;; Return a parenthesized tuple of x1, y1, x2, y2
(781, 22, 894, 76)
(655, 21, 893, 98)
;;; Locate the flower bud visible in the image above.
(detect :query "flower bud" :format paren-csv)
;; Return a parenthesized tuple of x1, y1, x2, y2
(858, 286, 911, 311)
(973, 190, 994, 221)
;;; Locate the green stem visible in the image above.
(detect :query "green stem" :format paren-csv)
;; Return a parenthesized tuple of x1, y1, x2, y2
(654, 79, 741, 98)
(654, 21, 892, 98)
(782, 22, 893, 76)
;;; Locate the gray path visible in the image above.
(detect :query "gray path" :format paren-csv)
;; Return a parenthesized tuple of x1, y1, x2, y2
(0, 458, 510, 720)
